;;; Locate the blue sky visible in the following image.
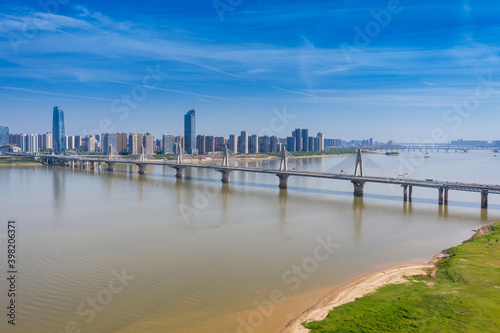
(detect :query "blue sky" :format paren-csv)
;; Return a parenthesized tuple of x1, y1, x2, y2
(1, 0, 499, 142)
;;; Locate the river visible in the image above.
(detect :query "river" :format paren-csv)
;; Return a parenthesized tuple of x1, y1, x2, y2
(0, 150, 498, 332)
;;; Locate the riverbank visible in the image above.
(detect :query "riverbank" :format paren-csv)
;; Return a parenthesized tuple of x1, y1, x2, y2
(283, 222, 500, 332)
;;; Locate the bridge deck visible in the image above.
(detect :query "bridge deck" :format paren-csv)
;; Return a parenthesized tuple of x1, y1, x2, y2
(7, 153, 499, 194)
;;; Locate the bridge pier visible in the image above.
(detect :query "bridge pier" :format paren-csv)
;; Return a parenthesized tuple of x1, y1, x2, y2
(351, 180, 365, 197)
(277, 174, 290, 189)
(217, 169, 231, 183)
(438, 188, 449, 206)
(481, 191, 488, 209)
(403, 185, 413, 202)
(137, 164, 146, 175)
(174, 166, 185, 179)
(105, 162, 116, 172)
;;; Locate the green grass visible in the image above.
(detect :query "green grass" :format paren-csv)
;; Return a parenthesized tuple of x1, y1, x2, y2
(304, 223, 500, 333)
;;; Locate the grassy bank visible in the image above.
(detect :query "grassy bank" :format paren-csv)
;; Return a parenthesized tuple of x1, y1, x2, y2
(304, 222, 500, 332)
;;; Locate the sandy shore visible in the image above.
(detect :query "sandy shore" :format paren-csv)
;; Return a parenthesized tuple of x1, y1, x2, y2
(281, 225, 494, 333)
(281, 256, 443, 333)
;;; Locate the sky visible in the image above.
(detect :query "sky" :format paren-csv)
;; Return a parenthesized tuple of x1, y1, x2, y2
(0, 0, 499, 142)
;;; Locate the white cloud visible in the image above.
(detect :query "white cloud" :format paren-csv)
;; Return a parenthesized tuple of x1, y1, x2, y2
(0, 12, 91, 33)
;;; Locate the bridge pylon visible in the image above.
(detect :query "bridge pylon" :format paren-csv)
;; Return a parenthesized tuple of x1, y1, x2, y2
(280, 146, 288, 171)
(354, 149, 364, 177)
(176, 143, 183, 164)
(222, 144, 229, 167)
(352, 149, 365, 197)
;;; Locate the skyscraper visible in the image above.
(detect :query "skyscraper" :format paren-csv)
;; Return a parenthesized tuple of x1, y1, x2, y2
(214, 136, 226, 152)
(143, 133, 154, 155)
(65, 135, 75, 150)
(128, 133, 143, 155)
(116, 133, 128, 154)
(228, 134, 237, 153)
(102, 133, 118, 155)
(42, 132, 53, 150)
(174, 136, 185, 152)
(249, 134, 259, 154)
(317, 132, 325, 151)
(293, 129, 302, 152)
(184, 109, 196, 154)
(287, 137, 295, 152)
(301, 129, 309, 152)
(163, 135, 175, 154)
(52, 106, 65, 154)
(0, 126, 9, 145)
(270, 136, 279, 152)
(26, 134, 38, 153)
(196, 135, 206, 155)
(239, 131, 248, 154)
(205, 135, 215, 154)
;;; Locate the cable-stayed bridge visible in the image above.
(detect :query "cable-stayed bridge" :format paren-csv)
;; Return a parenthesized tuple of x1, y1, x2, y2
(5, 147, 500, 209)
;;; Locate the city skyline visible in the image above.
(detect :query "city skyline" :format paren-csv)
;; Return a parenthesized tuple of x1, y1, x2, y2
(1, 1, 500, 141)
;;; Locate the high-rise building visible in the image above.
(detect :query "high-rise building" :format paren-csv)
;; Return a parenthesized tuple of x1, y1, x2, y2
(84, 135, 97, 152)
(228, 134, 237, 153)
(293, 129, 302, 152)
(259, 136, 270, 153)
(42, 132, 53, 150)
(249, 134, 259, 154)
(196, 135, 206, 155)
(301, 129, 309, 152)
(308, 137, 314, 151)
(214, 136, 226, 152)
(163, 135, 175, 154)
(174, 136, 184, 152)
(184, 109, 196, 154)
(143, 133, 154, 155)
(9, 134, 19, 146)
(239, 131, 248, 154)
(205, 135, 215, 154)
(270, 136, 279, 153)
(65, 135, 75, 150)
(102, 133, 118, 155)
(26, 134, 38, 153)
(52, 106, 65, 154)
(317, 132, 325, 151)
(18, 134, 27, 151)
(0, 126, 9, 145)
(154, 139, 161, 152)
(74, 135, 82, 149)
(324, 139, 342, 148)
(128, 133, 143, 155)
(116, 133, 127, 154)
(286, 137, 295, 152)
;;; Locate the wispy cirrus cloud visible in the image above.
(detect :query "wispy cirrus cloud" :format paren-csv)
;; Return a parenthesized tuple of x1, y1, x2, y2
(0, 12, 91, 33)
(1, 86, 115, 101)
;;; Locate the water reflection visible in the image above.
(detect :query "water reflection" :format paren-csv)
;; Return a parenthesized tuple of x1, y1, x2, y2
(481, 208, 488, 221)
(403, 201, 413, 214)
(353, 196, 364, 240)
(52, 168, 65, 209)
(279, 189, 288, 229)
